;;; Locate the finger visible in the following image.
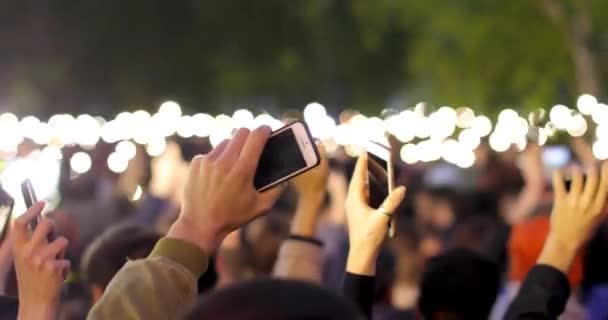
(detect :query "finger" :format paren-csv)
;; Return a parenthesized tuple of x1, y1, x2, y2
(379, 186, 406, 216)
(567, 169, 583, 203)
(44, 259, 71, 276)
(348, 152, 369, 203)
(237, 126, 272, 176)
(207, 139, 229, 161)
(581, 165, 599, 209)
(552, 170, 566, 200)
(13, 202, 45, 246)
(219, 128, 251, 162)
(38, 237, 68, 261)
(591, 162, 608, 214)
(29, 218, 54, 248)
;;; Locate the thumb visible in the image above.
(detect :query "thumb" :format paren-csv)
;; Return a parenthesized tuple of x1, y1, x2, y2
(379, 186, 406, 214)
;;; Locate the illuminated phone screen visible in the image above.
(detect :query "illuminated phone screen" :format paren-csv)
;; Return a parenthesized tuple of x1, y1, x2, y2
(254, 129, 307, 190)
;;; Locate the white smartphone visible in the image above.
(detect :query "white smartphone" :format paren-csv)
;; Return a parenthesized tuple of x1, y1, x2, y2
(254, 121, 321, 191)
(366, 140, 396, 237)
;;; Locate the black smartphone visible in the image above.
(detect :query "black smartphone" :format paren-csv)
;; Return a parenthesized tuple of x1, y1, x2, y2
(0, 190, 13, 243)
(21, 179, 39, 231)
(254, 121, 321, 191)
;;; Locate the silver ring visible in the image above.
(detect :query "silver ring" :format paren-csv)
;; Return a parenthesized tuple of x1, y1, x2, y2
(377, 207, 392, 218)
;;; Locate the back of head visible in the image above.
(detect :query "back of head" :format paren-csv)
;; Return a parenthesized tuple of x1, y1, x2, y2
(81, 223, 161, 291)
(418, 248, 500, 320)
(185, 278, 362, 320)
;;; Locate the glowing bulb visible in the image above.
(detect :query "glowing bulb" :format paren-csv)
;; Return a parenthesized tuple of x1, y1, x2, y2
(592, 104, 608, 125)
(107, 152, 129, 173)
(76, 114, 101, 147)
(456, 107, 475, 128)
(597, 124, 608, 140)
(193, 113, 216, 138)
(20, 116, 40, 137)
(458, 129, 481, 149)
(159, 101, 182, 118)
(577, 94, 598, 115)
(593, 140, 608, 160)
(116, 140, 137, 160)
(400, 144, 418, 164)
(470, 116, 492, 137)
(549, 105, 571, 130)
(31, 122, 52, 145)
(41, 146, 63, 160)
(146, 138, 167, 157)
(566, 114, 587, 137)
(498, 109, 519, 124)
(489, 132, 510, 152)
(176, 116, 196, 138)
(304, 102, 327, 123)
(232, 109, 255, 129)
(70, 152, 92, 174)
(456, 149, 476, 168)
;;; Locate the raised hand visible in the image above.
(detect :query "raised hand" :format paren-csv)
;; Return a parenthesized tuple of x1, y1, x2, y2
(345, 152, 405, 275)
(167, 127, 284, 254)
(539, 162, 608, 272)
(13, 202, 70, 320)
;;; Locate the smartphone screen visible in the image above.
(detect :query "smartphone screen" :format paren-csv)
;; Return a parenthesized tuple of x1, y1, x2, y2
(368, 154, 389, 209)
(254, 122, 319, 191)
(542, 145, 571, 169)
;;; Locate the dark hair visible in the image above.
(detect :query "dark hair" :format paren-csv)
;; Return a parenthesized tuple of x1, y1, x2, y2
(583, 222, 608, 300)
(418, 248, 500, 320)
(185, 278, 363, 320)
(81, 223, 161, 289)
(239, 213, 289, 275)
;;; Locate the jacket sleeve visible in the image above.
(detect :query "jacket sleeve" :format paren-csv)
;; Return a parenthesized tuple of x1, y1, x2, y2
(342, 272, 375, 319)
(273, 235, 324, 284)
(504, 264, 570, 320)
(87, 237, 208, 320)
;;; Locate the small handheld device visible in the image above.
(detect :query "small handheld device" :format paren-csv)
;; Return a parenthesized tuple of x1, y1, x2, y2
(21, 179, 39, 231)
(254, 121, 321, 191)
(0, 191, 14, 243)
(542, 145, 571, 169)
(366, 140, 396, 237)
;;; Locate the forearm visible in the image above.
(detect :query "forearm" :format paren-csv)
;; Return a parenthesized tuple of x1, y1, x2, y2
(290, 194, 324, 237)
(273, 236, 324, 283)
(346, 244, 379, 276)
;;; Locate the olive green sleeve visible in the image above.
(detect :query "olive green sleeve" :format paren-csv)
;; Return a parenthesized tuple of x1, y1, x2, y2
(87, 238, 208, 320)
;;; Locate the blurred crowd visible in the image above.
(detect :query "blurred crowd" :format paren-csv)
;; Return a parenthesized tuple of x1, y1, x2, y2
(1, 127, 608, 320)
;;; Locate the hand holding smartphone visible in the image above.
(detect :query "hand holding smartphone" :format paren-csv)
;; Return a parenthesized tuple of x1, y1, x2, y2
(366, 140, 396, 237)
(253, 121, 321, 191)
(21, 179, 54, 242)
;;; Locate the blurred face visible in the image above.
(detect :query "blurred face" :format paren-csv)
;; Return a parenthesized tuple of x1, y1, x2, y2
(414, 192, 434, 225)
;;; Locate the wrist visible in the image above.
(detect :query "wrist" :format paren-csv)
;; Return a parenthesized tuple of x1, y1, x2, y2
(291, 195, 324, 236)
(346, 243, 381, 276)
(18, 303, 57, 320)
(537, 234, 579, 273)
(167, 216, 226, 254)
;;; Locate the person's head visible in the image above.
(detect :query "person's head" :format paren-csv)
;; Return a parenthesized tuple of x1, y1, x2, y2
(418, 248, 500, 320)
(81, 224, 161, 302)
(185, 278, 363, 320)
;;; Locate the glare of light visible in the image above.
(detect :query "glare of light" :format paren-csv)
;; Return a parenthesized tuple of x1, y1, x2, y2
(400, 144, 418, 164)
(456, 149, 476, 168)
(513, 135, 527, 151)
(592, 104, 608, 125)
(41, 145, 63, 160)
(489, 132, 510, 152)
(254, 114, 282, 130)
(107, 152, 129, 173)
(430, 108, 457, 139)
(456, 107, 475, 128)
(47, 114, 63, 128)
(470, 116, 492, 137)
(232, 109, 255, 129)
(458, 129, 481, 149)
(215, 114, 235, 131)
(417, 140, 442, 162)
(414, 102, 427, 116)
(133, 110, 151, 121)
(577, 94, 598, 115)
(344, 144, 364, 158)
(549, 105, 571, 130)
(514, 117, 529, 136)
(19, 116, 40, 137)
(413, 116, 431, 138)
(310, 116, 337, 140)
(441, 139, 460, 164)
(70, 152, 92, 174)
(116, 140, 137, 160)
(0, 113, 19, 127)
(132, 185, 143, 202)
(76, 114, 102, 147)
(146, 138, 167, 157)
(193, 113, 216, 138)
(498, 109, 519, 124)
(304, 103, 327, 123)
(436, 106, 458, 125)
(597, 124, 608, 140)
(566, 113, 587, 137)
(210, 130, 232, 148)
(537, 129, 548, 146)
(593, 140, 608, 160)
(151, 112, 179, 137)
(333, 124, 352, 146)
(51, 114, 77, 146)
(365, 117, 386, 141)
(101, 120, 121, 143)
(0, 153, 61, 215)
(176, 115, 196, 138)
(31, 122, 52, 145)
(159, 101, 182, 118)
